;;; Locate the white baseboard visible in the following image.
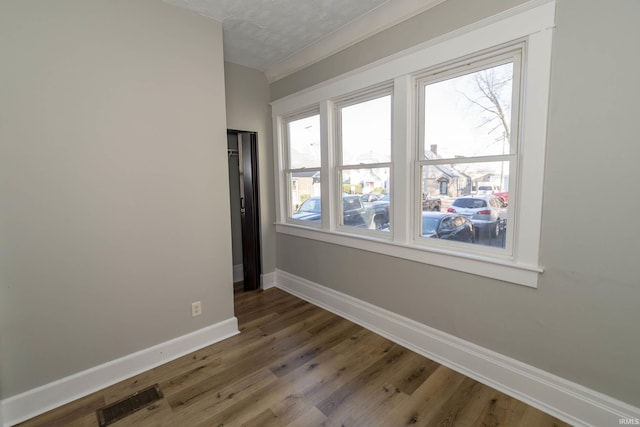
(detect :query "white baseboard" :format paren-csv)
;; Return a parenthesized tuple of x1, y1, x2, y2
(261, 271, 276, 290)
(233, 264, 244, 283)
(1, 317, 239, 427)
(274, 268, 640, 427)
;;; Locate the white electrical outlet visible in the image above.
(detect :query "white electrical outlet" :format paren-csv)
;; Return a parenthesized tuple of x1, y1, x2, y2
(191, 301, 202, 317)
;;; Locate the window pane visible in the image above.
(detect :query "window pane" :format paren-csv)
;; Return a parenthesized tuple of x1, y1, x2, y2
(288, 172, 321, 221)
(288, 114, 320, 169)
(341, 167, 390, 231)
(341, 95, 391, 165)
(421, 162, 509, 247)
(424, 62, 513, 159)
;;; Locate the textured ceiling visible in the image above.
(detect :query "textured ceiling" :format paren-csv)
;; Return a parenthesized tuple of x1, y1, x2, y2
(164, 0, 392, 71)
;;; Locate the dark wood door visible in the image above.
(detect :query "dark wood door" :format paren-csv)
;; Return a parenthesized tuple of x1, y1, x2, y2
(228, 130, 261, 291)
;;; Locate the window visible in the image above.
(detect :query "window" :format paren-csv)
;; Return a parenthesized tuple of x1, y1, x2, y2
(336, 90, 392, 232)
(417, 50, 519, 251)
(284, 112, 321, 225)
(272, 1, 555, 287)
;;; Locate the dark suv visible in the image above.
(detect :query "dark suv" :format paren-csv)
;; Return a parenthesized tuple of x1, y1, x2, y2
(293, 195, 370, 228)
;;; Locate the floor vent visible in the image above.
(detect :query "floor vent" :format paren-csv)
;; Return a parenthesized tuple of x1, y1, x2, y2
(96, 384, 163, 426)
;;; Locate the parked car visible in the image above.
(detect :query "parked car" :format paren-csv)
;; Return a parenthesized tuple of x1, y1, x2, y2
(476, 182, 501, 195)
(293, 194, 388, 229)
(494, 191, 509, 203)
(291, 197, 321, 221)
(360, 193, 381, 202)
(366, 194, 390, 230)
(422, 192, 442, 211)
(421, 212, 474, 243)
(341, 194, 370, 227)
(447, 195, 507, 237)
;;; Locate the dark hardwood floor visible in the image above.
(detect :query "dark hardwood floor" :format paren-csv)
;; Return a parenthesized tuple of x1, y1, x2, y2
(17, 283, 571, 426)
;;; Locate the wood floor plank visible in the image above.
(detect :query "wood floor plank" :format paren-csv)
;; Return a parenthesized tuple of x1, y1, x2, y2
(243, 408, 286, 427)
(316, 344, 410, 418)
(269, 332, 407, 426)
(388, 352, 440, 396)
(236, 290, 306, 325)
(164, 317, 321, 409)
(320, 344, 451, 426)
(285, 406, 328, 427)
(519, 405, 565, 427)
(258, 301, 329, 336)
(17, 285, 572, 427)
(339, 380, 408, 427)
(423, 376, 485, 427)
(269, 349, 360, 424)
(377, 365, 468, 426)
(476, 392, 529, 426)
(449, 381, 503, 426)
(268, 317, 361, 378)
(16, 394, 105, 427)
(159, 367, 277, 426)
(158, 356, 223, 393)
(192, 350, 349, 426)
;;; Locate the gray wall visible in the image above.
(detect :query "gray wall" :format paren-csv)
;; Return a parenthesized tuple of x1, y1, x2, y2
(273, 0, 640, 407)
(0, 0, 234, 399)
(225, 62, 276, 275)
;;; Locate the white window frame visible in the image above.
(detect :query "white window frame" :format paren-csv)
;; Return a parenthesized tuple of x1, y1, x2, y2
(281, 108, 322, 229)
(272, 0, 555, 287)
(334, 86, 394, 237)
(414, 47, 522, 258)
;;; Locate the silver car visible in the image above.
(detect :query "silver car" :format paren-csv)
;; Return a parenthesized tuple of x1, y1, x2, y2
(447, 195, 507, 237)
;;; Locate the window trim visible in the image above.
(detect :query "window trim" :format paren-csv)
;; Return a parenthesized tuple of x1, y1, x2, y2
(282, 108, 322, 228)
(334, 88, 393, 236)
(272, 0, 555, 287)
(413, 46, 524, 258)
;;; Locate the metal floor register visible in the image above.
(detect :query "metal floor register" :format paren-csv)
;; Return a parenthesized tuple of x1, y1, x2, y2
(96, 384, 163, 426)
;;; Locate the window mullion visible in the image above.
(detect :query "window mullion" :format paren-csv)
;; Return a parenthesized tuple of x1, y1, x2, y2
(319, 100, 334, 231)
(274, 115, 286, 223)
(393, 75, 412, 244)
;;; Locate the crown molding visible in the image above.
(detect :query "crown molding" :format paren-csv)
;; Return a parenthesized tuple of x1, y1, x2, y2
(265, 0, 447, 83)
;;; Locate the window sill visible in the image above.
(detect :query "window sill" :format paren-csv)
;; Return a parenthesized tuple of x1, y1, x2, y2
(276, 223, 542, 288)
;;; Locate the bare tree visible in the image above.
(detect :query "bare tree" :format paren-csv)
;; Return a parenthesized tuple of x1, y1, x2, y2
(458, 64, 513, 188)
(460, 65, 513, 153)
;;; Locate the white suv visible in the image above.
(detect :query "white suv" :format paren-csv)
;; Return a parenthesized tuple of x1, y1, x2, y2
(447, 195, 507, 237)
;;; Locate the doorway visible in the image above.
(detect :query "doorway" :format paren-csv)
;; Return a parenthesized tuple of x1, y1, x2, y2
(227, 130, 261, 291)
